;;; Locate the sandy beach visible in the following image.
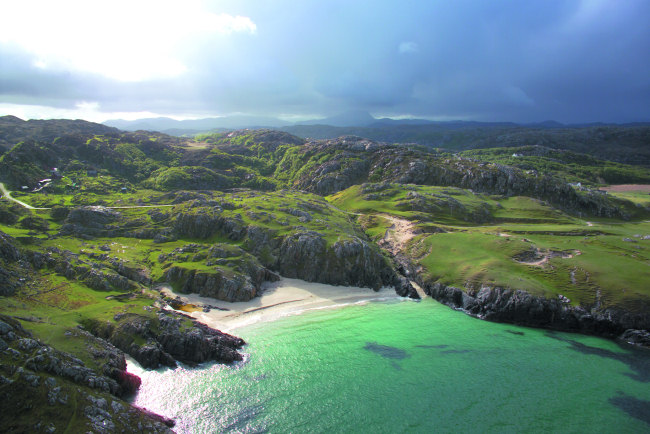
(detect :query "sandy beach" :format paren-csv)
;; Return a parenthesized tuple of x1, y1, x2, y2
(159, 278, 403, 332)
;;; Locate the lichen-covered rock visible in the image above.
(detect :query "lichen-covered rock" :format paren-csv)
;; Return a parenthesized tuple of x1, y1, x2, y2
(82, 311, 245, 369)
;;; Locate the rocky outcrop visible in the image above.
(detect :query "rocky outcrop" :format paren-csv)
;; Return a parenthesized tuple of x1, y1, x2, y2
(165, 265, 278, 302)
(275, 231, 400, 291)
(172, 209, 247, 240)
(291, 141, 632, 219)
(59, 206, 122, 238)
(82, 268, 136, 292)
(28, 247, 139, 292)
(619, 329, 650, 348)
(83, 311, 245, 369)
(171, 203, 414, 296)
(161, 243, 280, 302)
(0, 315, 173, 433)
(421, 280, 650, 342)
(401, 189, 493, 223)
(0, 315, 140, 398)
(0, 230, 28, 296)
(108, 258, 152, 286)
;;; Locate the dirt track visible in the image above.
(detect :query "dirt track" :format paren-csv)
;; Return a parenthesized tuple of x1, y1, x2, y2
(379, 214, 418, 256)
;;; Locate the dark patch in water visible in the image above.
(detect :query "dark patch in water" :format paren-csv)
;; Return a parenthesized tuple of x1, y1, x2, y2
(364, 342, 410, 360)
(415, 344, 449, 349)
(545, 332, 650, 383)
(609, 393, 650, 425)
(440, 349, 471, 355)
(505, 330, 525, 336)
(390, 361, 403, 371)
(221, 404, 266, 432)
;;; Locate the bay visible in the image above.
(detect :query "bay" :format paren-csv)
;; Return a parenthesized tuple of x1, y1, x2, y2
(131, 298, 650, 433)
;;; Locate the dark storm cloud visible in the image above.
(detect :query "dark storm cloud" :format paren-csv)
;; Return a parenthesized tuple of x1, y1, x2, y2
(1, 0, 649, 122)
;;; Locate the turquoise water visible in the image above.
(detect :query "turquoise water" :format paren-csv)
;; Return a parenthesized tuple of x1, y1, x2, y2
(133, 299, 650, 433)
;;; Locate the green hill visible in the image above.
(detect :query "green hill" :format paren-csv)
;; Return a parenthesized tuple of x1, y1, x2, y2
(1, 118, 649, 431)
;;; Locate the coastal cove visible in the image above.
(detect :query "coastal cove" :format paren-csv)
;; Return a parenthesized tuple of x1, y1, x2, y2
(2, 1, 650, 429)
(130, 282, 650, 433)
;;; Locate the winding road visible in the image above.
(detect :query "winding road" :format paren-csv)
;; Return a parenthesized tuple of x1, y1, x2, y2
(0, 182, 50, 210)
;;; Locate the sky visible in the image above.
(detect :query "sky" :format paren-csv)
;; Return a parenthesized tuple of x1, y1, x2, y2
(0, 0, 649, 124)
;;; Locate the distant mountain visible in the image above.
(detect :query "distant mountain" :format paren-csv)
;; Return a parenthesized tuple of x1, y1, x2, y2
(106, 111, 380, 134)
(525, 120, 566, 128)
(104, 115, 287, 134)
(370, 117, 436, 127)
(296, 110, 377, 127)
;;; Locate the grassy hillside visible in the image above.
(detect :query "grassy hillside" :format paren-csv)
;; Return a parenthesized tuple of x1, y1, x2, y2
(1, 119, 649, 430)
(329, 183, 650, 314)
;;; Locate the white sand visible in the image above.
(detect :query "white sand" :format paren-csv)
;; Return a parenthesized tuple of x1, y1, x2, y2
(159, 277, 402, 332)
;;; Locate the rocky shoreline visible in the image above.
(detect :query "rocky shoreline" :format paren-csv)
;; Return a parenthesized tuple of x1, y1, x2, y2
(0, 309, 245, 433)
(81, 310, 245, 369)
(400, 264, 650, 348)
(423, 280, 650, 345)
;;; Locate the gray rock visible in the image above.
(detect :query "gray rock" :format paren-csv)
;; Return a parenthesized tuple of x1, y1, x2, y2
(619, 329, 650, 348)
(421, 280, 650, 337)
(0, 320, 14, 335)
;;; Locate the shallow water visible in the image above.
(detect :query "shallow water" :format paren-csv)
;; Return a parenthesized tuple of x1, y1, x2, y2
(132, 298, 650, 433)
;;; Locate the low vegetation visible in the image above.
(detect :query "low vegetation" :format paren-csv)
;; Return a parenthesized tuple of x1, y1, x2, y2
(1, 116, 649, 430)
(329, 183, 650, 313)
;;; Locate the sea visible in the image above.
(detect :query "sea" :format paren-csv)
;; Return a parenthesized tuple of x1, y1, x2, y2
(130, 297, 650, 433)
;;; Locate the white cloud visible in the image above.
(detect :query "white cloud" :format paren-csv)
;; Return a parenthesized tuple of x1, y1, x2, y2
(398, 41, 419, 54)
(0, 102, 199, 122)
(0, 0, 256, 82)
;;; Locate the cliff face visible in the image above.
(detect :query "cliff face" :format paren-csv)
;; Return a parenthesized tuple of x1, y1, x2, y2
(165, 263, 278, 302)
(169, 195, 417, 299)
(424, 281, 650, 337)
(276, 231, 388, 290)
